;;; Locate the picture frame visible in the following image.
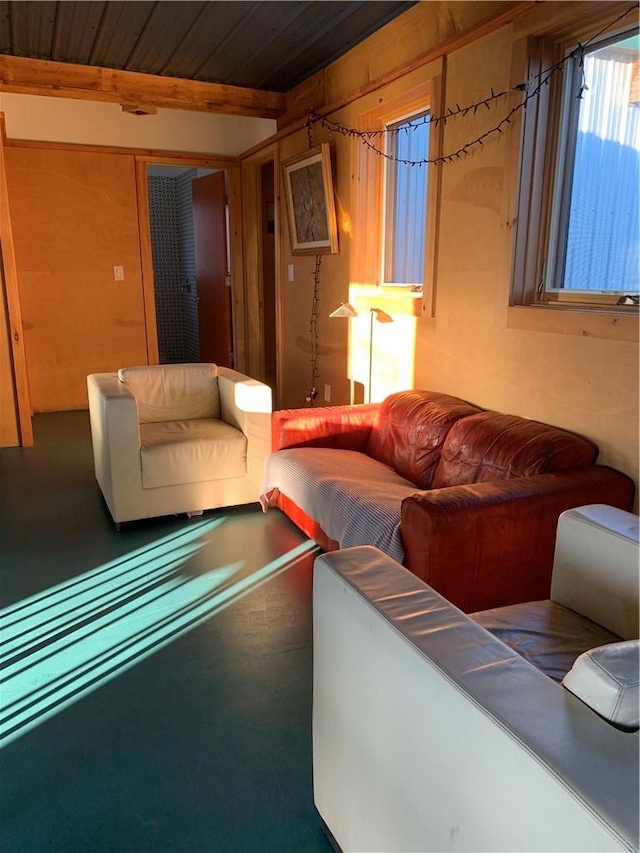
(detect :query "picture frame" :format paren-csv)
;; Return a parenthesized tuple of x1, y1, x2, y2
(282, 143, 339, 255)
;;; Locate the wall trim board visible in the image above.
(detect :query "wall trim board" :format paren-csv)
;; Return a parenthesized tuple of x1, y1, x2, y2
(241, 142, 282, 403)
(0, 114, 32, 446)
(5, 136, 240, 168)
(134, 160, 159, 366)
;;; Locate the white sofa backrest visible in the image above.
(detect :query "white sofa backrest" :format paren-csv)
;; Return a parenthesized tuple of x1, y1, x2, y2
(118, 363, 221, 424)
(551, 505, 640, 639)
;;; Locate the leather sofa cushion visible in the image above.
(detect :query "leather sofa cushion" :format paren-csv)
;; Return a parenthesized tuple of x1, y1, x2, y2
(432, 412, 598, 489)
(140, 419, 246, 488)
(119, 363, 221, 424)
(563, 640, 639, 730)
(366, 391, 481, 489)
(471, 600, 620, 682)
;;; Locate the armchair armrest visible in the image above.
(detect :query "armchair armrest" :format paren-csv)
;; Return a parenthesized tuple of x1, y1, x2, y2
(87, 372, 142, 519)
(401, 466, 635, 612)
(217, 367, 272, 475)
(551, 505, 639, 639)
(272, 403, 379, 451)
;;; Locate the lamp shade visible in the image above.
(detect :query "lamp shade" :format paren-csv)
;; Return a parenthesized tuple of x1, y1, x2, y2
(329, 302, 358, 318)
(371, 308, 394, 324)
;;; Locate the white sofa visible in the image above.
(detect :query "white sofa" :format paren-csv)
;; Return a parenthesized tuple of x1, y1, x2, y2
(87, 363, 271, 527)
(313, 505, 640, 853)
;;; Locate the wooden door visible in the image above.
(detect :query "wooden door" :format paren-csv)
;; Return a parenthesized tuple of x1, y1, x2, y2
(193, 171, 233, 367)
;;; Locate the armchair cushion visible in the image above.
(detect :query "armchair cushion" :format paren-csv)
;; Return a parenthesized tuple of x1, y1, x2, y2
(118, 363, 220, 423)
(471, 600, 620, 682)
(140, 418, 247, 489)
(563, 640, 640, 730)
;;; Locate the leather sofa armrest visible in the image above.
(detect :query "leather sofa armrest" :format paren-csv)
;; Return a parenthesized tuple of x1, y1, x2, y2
(272, 403, 379, 451)
(401, 466, 635, 613)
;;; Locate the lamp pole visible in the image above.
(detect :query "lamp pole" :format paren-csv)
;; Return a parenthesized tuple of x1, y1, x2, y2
(368, 309, 375, 404)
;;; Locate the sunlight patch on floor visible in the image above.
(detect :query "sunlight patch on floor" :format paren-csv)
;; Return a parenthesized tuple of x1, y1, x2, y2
(0, 517, 319, 748)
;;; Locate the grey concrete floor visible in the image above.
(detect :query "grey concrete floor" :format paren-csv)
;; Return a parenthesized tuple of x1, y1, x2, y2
(0, 411, 333, 853)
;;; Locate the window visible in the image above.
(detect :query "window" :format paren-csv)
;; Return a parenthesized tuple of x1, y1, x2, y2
(349, 64, 443, 317)
(383, 112, 430, 286)
(512, 23, 639, 312)
(547, 32, 639, 297)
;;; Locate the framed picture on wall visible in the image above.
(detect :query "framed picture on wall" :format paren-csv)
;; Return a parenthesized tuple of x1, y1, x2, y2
(282, 143, 339, 255)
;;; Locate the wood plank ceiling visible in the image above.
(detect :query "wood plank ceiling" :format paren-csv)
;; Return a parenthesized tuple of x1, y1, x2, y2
(0, 1, 416, 112)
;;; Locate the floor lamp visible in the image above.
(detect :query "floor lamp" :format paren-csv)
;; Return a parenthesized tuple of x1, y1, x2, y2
(329, 303, 393, 404)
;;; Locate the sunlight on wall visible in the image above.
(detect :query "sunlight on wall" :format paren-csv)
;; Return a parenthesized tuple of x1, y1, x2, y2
(348, 312, 416, 402)
(0, 518, 318, 748)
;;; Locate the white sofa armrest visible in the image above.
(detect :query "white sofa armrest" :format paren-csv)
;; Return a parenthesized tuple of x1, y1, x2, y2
(87, 372, 142, 520)
(217, 367, 272, 474)
(314, 546, 639, 853)
(551, 505, 640, 639)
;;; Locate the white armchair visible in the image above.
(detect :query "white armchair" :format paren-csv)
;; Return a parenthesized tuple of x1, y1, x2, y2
(313, 505, 639, 853)
(87, 363, 272, 528)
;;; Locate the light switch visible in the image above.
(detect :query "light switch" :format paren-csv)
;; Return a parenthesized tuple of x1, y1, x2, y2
(113, 265, 125, 281)
(287, 264, 294, 282)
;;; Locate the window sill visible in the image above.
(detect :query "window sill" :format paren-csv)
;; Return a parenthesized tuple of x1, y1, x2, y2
(506, 304, 638, 342)
(349, 284, 423, 317)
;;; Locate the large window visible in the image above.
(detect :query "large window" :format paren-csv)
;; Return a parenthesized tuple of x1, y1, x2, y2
(512, 23, 639, 311)
(547, 32, 639, 296)
(383, 112, 430, 286)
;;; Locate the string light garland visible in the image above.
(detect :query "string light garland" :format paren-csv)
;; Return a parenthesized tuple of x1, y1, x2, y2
(306, 254, 322, 406)
(299, 2, 636, 405)
(307, 3, 637, 166)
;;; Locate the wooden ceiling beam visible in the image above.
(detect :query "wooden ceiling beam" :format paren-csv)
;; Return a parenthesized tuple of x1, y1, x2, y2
(0, 55, 285, 120)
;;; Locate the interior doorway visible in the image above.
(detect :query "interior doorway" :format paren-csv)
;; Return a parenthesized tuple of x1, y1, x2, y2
(146, 165, 232, 367)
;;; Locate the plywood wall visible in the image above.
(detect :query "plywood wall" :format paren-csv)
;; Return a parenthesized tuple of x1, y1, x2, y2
(274, 1, 639, 497)
(4, 145, 148, 411)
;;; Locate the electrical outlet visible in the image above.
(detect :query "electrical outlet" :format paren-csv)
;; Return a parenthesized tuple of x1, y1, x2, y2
(324, 384, 331, 402)
(113, 265, 124, 281)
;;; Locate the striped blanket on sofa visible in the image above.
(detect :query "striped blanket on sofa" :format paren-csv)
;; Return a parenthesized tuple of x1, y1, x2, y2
(260, 447, 419, 563)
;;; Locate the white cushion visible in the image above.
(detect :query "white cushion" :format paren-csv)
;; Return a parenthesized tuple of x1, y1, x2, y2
(118, 363, 220, 424)
(140, 419, 246, 488)
(563, 640, 640, 730)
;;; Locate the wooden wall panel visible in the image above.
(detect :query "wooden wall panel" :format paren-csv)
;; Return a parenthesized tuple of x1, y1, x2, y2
(0, 114, 32, 445)
(273, 1, 639, 503)
(4, 146, 148, 411)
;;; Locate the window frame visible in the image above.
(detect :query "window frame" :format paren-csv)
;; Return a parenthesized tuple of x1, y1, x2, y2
(349, 61, 444, 318)
(509, 19, 639, 322)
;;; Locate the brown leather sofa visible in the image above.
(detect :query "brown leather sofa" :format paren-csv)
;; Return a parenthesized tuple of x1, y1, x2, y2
(261, 391, 634, 612)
